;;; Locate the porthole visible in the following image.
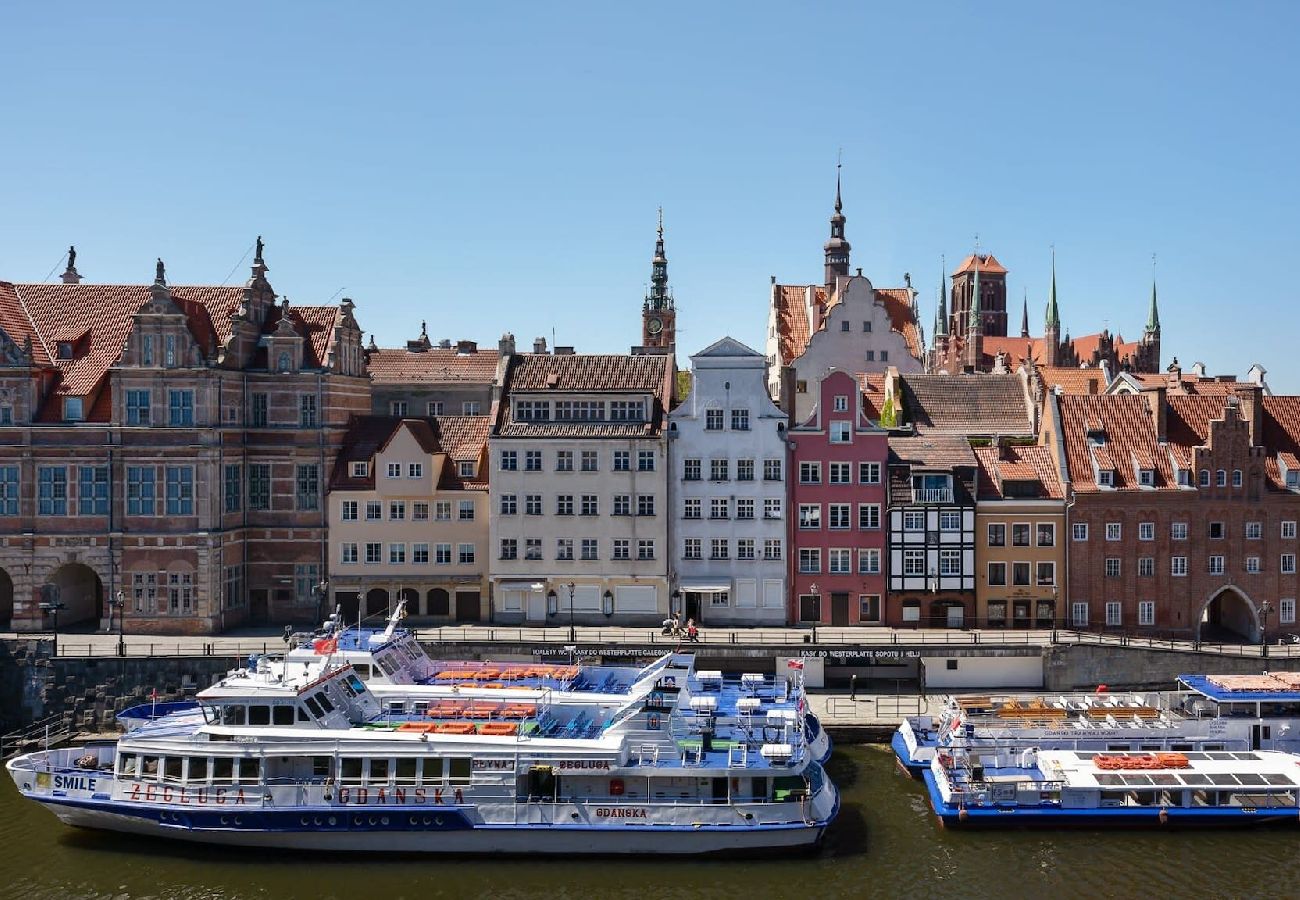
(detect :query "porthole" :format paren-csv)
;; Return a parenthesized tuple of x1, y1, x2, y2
(380, 816, 389, 826)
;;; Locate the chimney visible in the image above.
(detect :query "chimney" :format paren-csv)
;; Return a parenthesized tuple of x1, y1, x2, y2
(437, 338, 452, 349)
(498, 332, 516, 357)
(456, 340, 478, 355)
(1146, 386, 1167, 442)
(1237, 384, 1263, 446)
(533, 336, 548, 354)
(554, 346, 575, 356)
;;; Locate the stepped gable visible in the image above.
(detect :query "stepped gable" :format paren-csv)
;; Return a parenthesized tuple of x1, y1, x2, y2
(1056, 394, 1178, 491)
(973, 444, 1064, 500)
(497, 353, 672, 438)
(367, 347, 500, 384)
(900, 373, 1032, 435)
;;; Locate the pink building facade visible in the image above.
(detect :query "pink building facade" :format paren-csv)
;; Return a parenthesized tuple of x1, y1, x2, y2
(788, 370, 889, 625)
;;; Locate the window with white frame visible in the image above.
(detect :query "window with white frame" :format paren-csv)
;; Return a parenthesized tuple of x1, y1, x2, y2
(710, 458, 729, 481)
(581, 539, 598, 561)
(683, 498, 701, 519)
(1071, 602, 1089, 627)
(365, 500, 381, 521)
(387, 463, 401, 478)
(829, 549, 851, 574)
(1105, 522, 1121, 541)
(737, 539, 755, 560)
(389, 500, 406, 520)
(799, 462, 821, 484)
(735, 499, 754, 520)
(1139, 601, 1155, 626)
(940, 510, 961, 531)
(364, 542, 382, 564)
(731, 409, 750, 431)
(1171, 556, 1188, 576)
(858, 548, 880, 574)
(763, 539, 782, 560)
(1208, 556, 1225, 574)
(1037, 561, 1055, 586)
(1105, 601, 1122, 626)
(705, 409, 724, 430)
(858, 503, 880, 530)
(1281, 598, 1296, 625)
(350, 461, 368, 478)
(798, 548, 821, 573)
(1284, 521, 1298, 540)
(1013, 562, 1031, 586)
(1138, 557, 1155, 577)
(1283, 554, 1297, 575)
(408, 463, 423, 478)
(389, 543, 406, 564)
(1246, 521, 1262, 540)
(1216, 469, 1227, 487)
(1105, 558, 1121, 577)
(436, 543, 452, 564)
(413, 544, 429, 565)
(939, 549, 961, 576)
(459, 544, 475, 564)
(1138, 522, 1154, 541)
(499, 494, 517, 515)
(341, 543, 358, 564)
(830, 421, 851, 443)
(859, 462, 880, 484)
(829, 462, 851, 484)
(1072, 523, 1088, 541)
(710, 498, 729, 520)
(1246, 557, 1261, 573)
(829, 503, 851, 529)
(1037, 523, 1055, 547)
(636, 540, 654, 560)
(987, 562, 1007, 586)
(903, 549, 925, 576)
(1233, 469, 1243, 487)
(764, 459, 782, 481)
(764, 498, 782, 519)
(833, 395, 848, 412)
(341, 500, 358, 521)
(903, 510, 925, 531)
(798, 504, 821, 529)
(1172, 522, 1188, 540)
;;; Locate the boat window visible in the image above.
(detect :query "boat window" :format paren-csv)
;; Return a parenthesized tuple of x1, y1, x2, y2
(413, 701, 429, 717)
(448, 758, 471, 785)
(1106, 744, 1131, 751)
(1204, 744, 1225, 752)
(368, 759, 390, 785)
(234, 758, 261, 784)
(141, 756, 161, 781)
(304, 696, 324, 718)
(222, 706, 247, 726)
(248, 706, 271, 726)
(340, 759, 363, 785)
(312, 757, 333, 779)
(273, 706, 295, 726)
(347, 674, 366, 695)
(336, 678, 357, 698)
(316, 692, 335, 713)
(1171, 744, 1193, 752)
(386, 700, 405, 716)
(212, 758, 234, 784)
(164, 757, 183, 783)
(395, 759, 417, 783)
(297, 707, 310, 723)
(353, 664, 371, 680)
(188, 757, 209, 783)
(423, 758, 444, 783)
(117, 755, 139, 778)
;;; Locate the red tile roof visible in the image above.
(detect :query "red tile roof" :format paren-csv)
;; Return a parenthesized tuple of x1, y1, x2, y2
(497, 353, 672, 438)
(981, 336, 1045, 367)
(366, 347, 500, 385)
(774, 284, 813, 364)
(1057, 394, 1179, 492)
(888, 434, 977, 469)
(856, 372, 887, 421)
(3, 280, 343, 421)
(973, 445, 1064, 500)
(952, 254, 1008, 276)
(874, 287, 923, 361)
(331, 415, 491, 492)
(1038, 366, 1108, 395)
(900, 374, 1033, 435)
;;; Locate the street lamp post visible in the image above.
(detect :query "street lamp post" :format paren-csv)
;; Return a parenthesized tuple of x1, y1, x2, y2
(314, 579, 330, 628)
(567, 581, 576, 643)
(111, 590, 126, 657)
(1260, 600, 1274, 658)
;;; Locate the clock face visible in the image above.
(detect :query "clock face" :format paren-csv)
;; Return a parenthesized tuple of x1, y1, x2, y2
(647, 317, 663, 335)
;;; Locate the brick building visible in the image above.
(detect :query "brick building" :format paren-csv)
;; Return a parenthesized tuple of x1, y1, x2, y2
(1048, 388, 1300, 639)
(0, 243, 369, 634)
(788, 370, 889, 625)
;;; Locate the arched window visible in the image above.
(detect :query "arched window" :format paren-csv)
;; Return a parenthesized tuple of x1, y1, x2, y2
(278, 352, 291, 373)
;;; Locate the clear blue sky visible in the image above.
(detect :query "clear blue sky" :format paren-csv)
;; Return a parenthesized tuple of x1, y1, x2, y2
(1, 3, 1296, 386)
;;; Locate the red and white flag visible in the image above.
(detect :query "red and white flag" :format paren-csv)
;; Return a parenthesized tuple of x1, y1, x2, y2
(787, 659, 805, 670)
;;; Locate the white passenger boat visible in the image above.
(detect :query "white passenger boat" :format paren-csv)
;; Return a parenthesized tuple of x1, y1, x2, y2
(894, 672, 1300, 777)
(10, 656, 838, 855)
(925, 747, 1300, 827)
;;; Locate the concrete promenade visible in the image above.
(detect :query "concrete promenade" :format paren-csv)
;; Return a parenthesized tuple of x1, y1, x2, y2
(8, 623, 1300, 660)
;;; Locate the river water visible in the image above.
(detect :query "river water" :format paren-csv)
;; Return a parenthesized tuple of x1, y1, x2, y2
(3, 745, 1299, 900)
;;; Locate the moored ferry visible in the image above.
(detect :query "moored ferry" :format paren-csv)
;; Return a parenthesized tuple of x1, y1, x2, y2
(10, 655, 838, 855)
(893, 673, 1300, 777)
(924, 746, 1300, 827)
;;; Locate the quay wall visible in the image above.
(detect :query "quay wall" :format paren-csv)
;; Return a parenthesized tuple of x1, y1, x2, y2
(1043, 644, 1300, 691)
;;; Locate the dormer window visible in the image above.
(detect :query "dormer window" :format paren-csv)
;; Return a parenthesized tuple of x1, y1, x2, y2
(1086, 428, 1107, 446)
(63, 397, 84, 422)
(1098, 470, 1115, 487)
(1177, 469, 1191, 486)
(351, 461, 369, 478)
(57, 342, 74, 360)
(1138, 469, 1154, 487)
(1288, 471, 1300, 491)
(458, 460, 475, 478)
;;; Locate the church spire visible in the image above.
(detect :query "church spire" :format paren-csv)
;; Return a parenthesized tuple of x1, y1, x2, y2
(934, 259, 948, 337)
(645, 207, 670, 311)
(1020, 288, 1029, 338)
(1045, 247, 1060, 331)
(1146, 270, 1160, 334)
(967, 256, 982, 330)
(823, 159, 851, 286)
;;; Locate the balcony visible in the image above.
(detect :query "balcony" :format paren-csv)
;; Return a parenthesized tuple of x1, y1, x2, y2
(913, 488, 953, 504)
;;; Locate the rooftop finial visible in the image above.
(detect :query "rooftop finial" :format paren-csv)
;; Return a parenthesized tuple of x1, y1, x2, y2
(61, 245, 81, 284)
(155, 257, 166, 285)
(67, 245, 76, 269)
(255, 235, 265, 264)
(421, 320, 428, 338)
(834, 149, 843, 213)
(1147, 252, 1160, 334)
(657, 206, 663, 240)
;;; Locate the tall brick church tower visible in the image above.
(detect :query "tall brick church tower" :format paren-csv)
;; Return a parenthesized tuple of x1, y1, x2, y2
(949, 253, 1008, 339)
(642, 209, 676, 351)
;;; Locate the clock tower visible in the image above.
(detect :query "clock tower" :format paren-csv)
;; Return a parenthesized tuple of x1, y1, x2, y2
(642, 209, 676, 351)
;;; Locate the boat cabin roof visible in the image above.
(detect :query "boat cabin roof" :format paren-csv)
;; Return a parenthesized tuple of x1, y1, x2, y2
(1037, 749, 1300, 790)
(1179, 674, 1300, 704)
